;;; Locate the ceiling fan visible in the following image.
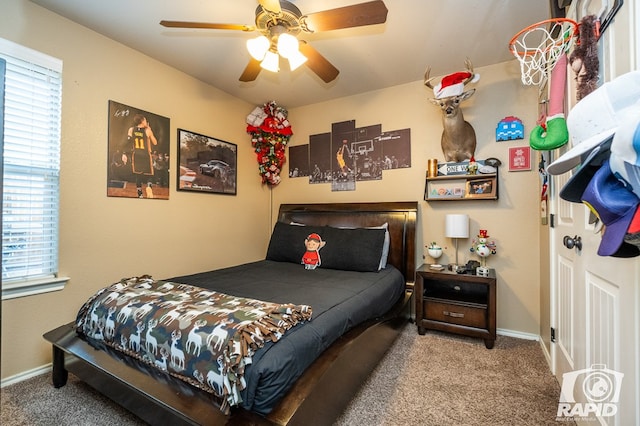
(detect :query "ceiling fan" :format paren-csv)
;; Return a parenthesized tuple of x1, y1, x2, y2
(160, 0, 388, 83)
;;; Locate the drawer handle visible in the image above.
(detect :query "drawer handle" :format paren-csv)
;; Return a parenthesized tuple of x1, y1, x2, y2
(453, 285, 461, 291)
(443, 311, 464, 318)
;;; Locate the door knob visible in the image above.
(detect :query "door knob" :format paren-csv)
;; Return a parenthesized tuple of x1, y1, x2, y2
(563, 235, 582, 251)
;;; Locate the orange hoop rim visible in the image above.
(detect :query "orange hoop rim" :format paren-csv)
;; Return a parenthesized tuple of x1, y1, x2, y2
(509, 17, 579, 56)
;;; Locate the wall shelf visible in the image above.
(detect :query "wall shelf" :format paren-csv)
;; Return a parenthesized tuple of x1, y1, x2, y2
(424, 172, 499, 202)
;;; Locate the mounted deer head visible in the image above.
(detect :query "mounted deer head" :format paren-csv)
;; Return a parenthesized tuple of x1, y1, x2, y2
(425, 58, 480, 162)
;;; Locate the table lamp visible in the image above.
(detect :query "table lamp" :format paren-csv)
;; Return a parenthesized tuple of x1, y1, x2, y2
(445, 214, 469, 270)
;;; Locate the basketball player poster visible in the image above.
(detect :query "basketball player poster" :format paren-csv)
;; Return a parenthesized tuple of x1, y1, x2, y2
(289, 119, 411, 192)
(107, 100, 171, 199)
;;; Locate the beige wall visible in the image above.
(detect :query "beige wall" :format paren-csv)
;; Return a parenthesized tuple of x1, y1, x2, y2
(1, 0, 271, 378)
(2, 0, 543, 380)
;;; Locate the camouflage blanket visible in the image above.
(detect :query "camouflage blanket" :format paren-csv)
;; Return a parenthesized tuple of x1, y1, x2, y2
(75, 276, 312, 412)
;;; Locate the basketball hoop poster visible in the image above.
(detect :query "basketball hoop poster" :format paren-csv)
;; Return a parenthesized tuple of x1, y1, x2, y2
(508, 146, 532, 171)
(288, 119, 411, 190)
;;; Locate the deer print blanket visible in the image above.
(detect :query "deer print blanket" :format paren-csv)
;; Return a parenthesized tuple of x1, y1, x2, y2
(75, 276, 312, 412)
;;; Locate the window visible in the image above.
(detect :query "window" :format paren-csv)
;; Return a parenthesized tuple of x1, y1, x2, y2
(1, 38, 68, 299)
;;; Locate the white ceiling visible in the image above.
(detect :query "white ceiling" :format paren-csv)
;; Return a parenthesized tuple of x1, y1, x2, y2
(29, 0, 551, 108)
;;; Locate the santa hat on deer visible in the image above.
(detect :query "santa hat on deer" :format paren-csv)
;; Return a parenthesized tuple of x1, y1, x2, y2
(434, 71, 481, 99)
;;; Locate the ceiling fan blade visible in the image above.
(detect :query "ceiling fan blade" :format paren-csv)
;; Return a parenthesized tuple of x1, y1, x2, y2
(303, 0, 388, 32)
(160, 20, 255, 31)
(298, 42, 339, 83)
(239, 58, 262, 82)
(259, 0, 282, 15)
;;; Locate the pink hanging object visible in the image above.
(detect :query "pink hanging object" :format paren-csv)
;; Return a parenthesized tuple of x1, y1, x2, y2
(530, 54, 569, 150)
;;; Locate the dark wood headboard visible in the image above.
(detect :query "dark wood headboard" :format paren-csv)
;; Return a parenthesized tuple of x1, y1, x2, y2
(278, 202, 418, 283)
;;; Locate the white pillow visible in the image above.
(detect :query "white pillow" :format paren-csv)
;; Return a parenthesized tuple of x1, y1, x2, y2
(371, 223, 390, 270)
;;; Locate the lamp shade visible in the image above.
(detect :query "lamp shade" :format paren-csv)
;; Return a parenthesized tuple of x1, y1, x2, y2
(287, 49, 308, 71)
(277, 33, 299, 58)
(260, 50, 280, 72)
(247, 36, 270, 61)
(445, 214, 469, 238)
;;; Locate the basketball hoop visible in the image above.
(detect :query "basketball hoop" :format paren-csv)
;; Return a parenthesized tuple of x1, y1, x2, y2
(509, 18, 578, 86)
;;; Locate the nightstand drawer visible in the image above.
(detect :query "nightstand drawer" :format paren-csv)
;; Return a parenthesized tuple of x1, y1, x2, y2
(424, 300, 487, 328)
(423, 280, 488, 305)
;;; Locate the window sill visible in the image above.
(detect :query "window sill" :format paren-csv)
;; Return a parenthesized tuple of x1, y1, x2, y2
(2, 276, 70, 300)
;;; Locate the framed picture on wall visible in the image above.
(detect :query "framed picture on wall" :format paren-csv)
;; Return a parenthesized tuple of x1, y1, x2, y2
(425, 179, 466, 199)
(177, 128, 237, 195)
(107, 100, 170, 199)
(508, 146, 532, 171)
(465, 177, 497, 199)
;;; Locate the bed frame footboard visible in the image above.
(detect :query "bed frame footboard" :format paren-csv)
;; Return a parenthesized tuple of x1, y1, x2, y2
(44, 293, 410, 425)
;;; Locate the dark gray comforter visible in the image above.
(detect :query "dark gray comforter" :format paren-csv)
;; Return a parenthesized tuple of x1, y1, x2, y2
(168, 259, 405, 415)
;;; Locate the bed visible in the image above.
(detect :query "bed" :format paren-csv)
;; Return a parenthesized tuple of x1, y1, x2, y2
(43, 202, 418, 425)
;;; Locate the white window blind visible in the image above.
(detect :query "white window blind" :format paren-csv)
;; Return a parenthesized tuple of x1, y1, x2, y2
(1, 38, 67, 298)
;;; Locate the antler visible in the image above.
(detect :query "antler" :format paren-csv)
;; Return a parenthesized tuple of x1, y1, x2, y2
(423, 66, 435, 89)
(462, 57, 475, 85)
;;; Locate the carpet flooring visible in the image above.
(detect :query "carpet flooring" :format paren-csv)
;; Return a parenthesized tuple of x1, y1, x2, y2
(335, 324, 567, 425)
(1, 324, 567, 425)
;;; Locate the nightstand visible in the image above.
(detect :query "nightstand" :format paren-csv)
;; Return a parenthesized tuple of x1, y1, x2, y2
(415, 264, 496, 349)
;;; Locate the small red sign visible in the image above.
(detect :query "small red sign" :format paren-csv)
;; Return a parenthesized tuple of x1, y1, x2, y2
(508, 146, 531, 171)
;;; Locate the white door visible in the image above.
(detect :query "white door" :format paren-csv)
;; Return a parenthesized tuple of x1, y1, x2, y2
(549, 1, 639, 425)
(552, 193, 639, 426)
(550, 177, 587, 389)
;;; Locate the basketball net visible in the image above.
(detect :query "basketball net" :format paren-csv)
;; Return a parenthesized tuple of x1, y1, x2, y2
(509, 18, 578, 87)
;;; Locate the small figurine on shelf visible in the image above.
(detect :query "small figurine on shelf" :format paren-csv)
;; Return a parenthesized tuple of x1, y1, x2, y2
(470, 229, 497, 276)
(427, 242, 443, 260)
(467, 156, 478, 175)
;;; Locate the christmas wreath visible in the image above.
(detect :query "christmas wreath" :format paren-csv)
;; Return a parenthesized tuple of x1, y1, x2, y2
(246, 101, 293, 186)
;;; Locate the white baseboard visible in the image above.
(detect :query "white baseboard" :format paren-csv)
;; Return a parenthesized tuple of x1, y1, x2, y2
(497, 327, 539, 341)
(1, 363, 51, 388)
(538, 338, 553, 371)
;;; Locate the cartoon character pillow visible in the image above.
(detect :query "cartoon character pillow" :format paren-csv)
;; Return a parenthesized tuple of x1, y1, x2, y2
(302, 233, 326, 270)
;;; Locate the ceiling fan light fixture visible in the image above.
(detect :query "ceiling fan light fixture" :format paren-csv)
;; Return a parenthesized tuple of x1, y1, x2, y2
(247, 35, 270, 60)
(163, 0, 389, 82)
(260, 50, 280, 72)
(287, 50, 308, 71)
